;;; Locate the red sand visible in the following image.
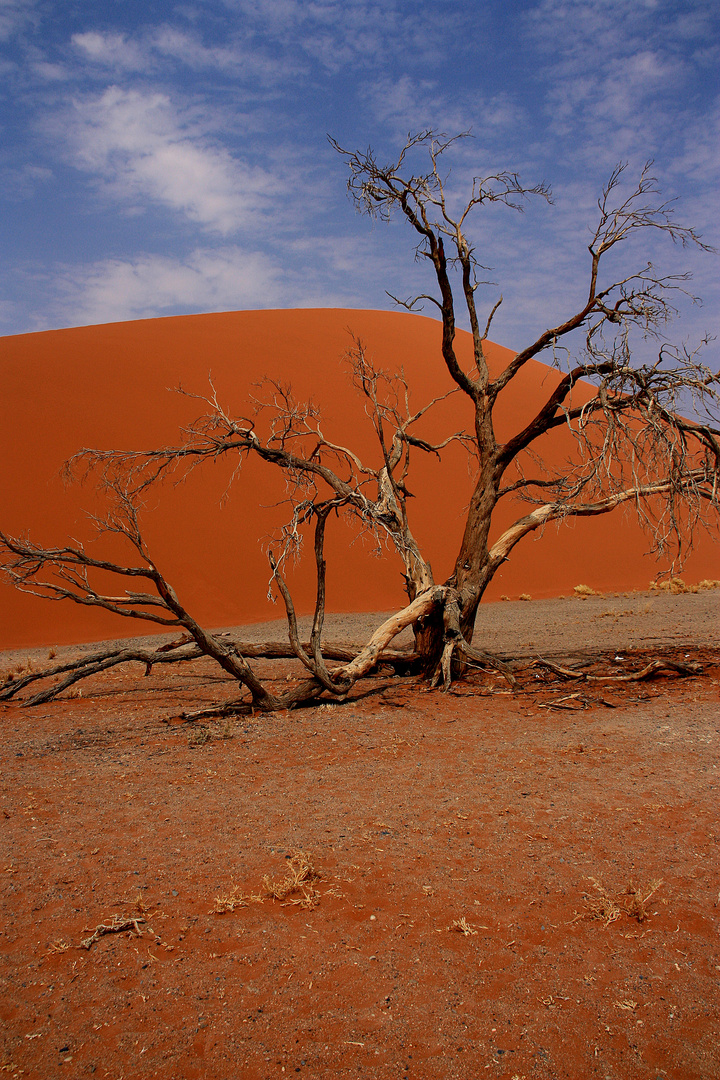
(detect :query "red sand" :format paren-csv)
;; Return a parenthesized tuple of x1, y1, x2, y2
(1, 309, 717, 649)
(2, 617, 719, 1080)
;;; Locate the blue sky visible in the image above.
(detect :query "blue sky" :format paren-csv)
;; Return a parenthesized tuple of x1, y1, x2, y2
(0, 0, 717, 359)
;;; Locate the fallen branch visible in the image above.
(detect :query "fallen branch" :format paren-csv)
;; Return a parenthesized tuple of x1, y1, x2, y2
(173, 678, 398, 724)
(538, 692, 588, 710)
(531, 657, 704, 682)
(80, 916, 146, 950)
(1, 636, 415, 707)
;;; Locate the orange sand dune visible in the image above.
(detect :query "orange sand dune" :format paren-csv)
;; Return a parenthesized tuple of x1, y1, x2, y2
(1, 309, 717, 650)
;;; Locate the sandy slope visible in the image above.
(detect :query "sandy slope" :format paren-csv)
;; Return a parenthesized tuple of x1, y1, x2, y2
(1, 308, 717, 650)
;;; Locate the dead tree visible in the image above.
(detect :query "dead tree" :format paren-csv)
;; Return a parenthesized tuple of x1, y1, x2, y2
(1, 131, 718, 709)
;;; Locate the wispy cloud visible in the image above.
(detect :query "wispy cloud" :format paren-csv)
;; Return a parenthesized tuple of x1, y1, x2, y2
(72, 27, 289, 84)
(0, 0, 36, 41)
(52, 246, 285, 326)
(66, 87, 281, 234)
(219, 0, 472, 73)
(72, 31, 153, 72)
(362, 74, 528, 157)
(524, 0, 718, 169)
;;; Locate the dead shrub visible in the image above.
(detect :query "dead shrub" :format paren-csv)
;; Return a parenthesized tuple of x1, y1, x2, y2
(574, 584, 598, 598)
(214, 850, 320, 913)
(449, 917, 478, 936)
(213, 885, 262, 913)
(623, 879, 663, 922)
(572, 877, 663, 927)
(262, 850, 320, 907)
(649, 576, 706, 594)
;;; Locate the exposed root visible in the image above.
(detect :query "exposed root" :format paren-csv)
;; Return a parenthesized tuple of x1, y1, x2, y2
(457, 638, 517, 687)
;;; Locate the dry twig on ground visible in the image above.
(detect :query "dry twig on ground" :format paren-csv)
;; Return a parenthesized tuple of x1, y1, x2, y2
(80, 916, 146, 950)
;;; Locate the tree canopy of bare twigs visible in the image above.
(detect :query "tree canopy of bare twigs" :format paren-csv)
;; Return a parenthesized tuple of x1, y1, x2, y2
(2, 131, 718, 713)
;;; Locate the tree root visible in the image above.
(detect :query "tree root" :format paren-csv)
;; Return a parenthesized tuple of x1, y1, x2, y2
(431, 643, 516, 690)
(457, 639, 517, 687)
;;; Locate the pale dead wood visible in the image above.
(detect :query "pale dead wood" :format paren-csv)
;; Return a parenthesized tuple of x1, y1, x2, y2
(531, 657, 704, 682)
(80, 916, 146, 950)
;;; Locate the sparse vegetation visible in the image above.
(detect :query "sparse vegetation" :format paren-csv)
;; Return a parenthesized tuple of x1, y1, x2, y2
(214, 851, 320, 913)
(650, 576, 720, 594)
(449, 917, 478, 936)
(573, 877, 663, 927)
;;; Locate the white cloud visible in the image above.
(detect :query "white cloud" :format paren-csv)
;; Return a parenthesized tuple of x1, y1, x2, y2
(72, 31, 152, 72)
(0, 0, 35, 40)
(55, 246, 284, 325)
(31, 60, 68, 80)
(72, 27, 287, 83)
(360, 75, 528, 168)
(151, 27, 283, 80)
(526, 2, 702, 129)
(0, 160, 53, 199)
(67, 87, 280, 234)
(220, 0, 470, 72)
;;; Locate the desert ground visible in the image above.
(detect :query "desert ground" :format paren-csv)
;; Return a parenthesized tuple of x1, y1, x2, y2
(1, 588, 719, 1079)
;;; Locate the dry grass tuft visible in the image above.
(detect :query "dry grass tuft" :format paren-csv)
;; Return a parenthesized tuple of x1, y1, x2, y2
(213, 885, 263, 913)
(650, 576, 719, 595)
(518, 593, 532, 602)
(574, 584, 599, 598)
(573, 877, 663, 926)
(214, 850, 320, 913)
(47, 939, 71, 953)
(623, 878, 663, 922)
(449, 917, 478, 936)
(575, 878, 622, 926)
(262, 850, 320, 908)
